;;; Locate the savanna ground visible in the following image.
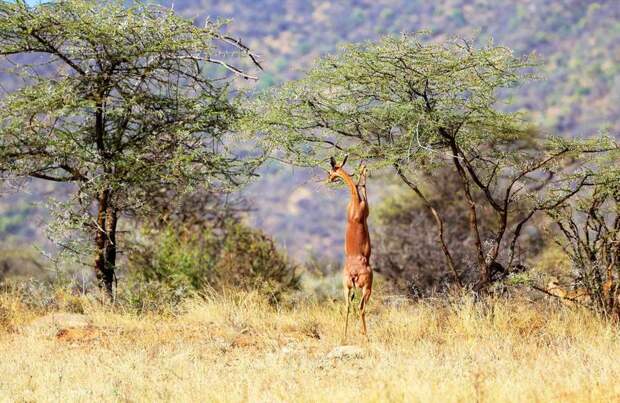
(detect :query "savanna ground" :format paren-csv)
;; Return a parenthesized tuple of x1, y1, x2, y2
(1, 286, 620, 403)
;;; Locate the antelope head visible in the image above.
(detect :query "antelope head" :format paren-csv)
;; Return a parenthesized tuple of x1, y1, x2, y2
(328, 154, 348, 183)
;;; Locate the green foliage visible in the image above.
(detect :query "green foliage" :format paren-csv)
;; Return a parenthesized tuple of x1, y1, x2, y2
(0, 0, 618, 266)
(243, 32, 537, 170)
(128, 221, 299, 302)
(214, 222, 300, 299)
(179, 0, 620, 264)
(174, 0, 618, 136)
(0, 0, 260, 201)
(243, 32, 615, 288)
(129, 226, 218, 290)
(0, 0, 262, 288)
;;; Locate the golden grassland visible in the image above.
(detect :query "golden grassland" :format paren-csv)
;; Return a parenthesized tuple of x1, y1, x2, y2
(1, 289, 620, 403)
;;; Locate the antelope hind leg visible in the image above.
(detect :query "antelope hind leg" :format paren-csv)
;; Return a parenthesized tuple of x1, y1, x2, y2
(343, 286, 353, 343)
(359, 284, 372, 340)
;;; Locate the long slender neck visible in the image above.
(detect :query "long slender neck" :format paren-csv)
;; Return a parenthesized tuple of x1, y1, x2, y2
(337, 170, 359, 203)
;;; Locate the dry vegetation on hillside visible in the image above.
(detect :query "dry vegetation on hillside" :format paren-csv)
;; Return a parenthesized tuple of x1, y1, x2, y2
(3, 0, 618, 264)
(1, 289, 619, 402)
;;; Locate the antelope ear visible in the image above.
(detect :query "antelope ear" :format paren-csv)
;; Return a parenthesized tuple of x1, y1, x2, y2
(341, 154, 348, 168)
(330, 156, 337, 169)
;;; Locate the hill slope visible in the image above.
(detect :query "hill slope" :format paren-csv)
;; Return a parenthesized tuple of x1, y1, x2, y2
(1, 0, 618, 263)
(174, 0, 619, 136)
(196, 0, 620, 261)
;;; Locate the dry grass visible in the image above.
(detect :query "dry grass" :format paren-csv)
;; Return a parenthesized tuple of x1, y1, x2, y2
(1, 289, 620, 402)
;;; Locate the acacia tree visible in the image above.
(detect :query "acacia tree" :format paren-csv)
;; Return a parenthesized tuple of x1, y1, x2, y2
(0, 0, 262, 296)
(243, 33, 614, 290)
(548, 160, 620, 318)
(372, 168, 502, 294)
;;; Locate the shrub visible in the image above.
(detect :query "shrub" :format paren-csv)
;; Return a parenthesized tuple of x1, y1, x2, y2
(214, 222, 300, 300)
(115, 280, 195, 315)
(372, 170, 544, 296)
(127, 221, 299, 303)
(128, 226, 218, 290)
(547, 177, 620, 319)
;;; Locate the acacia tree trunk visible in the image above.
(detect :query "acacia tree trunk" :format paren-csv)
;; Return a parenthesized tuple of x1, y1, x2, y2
(394, 164, 463, 289)
(93, 189, 114, 298)
(445, 135, 488, 290)
(104, 206, 118, 296)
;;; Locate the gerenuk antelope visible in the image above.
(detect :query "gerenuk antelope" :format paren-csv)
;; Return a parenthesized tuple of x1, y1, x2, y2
(327, 155, 372, 341)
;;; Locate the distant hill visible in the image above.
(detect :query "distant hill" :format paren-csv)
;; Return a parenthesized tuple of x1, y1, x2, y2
(171, 0, 619, 136)
(182, 0, 619, 261)
(1, 0, 618, 263)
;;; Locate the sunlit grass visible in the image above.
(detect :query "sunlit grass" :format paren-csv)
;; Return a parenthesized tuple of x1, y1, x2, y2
(1, 289, 619, 402)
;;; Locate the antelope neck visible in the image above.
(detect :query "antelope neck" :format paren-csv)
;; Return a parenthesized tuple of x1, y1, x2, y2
(336, 170, 360, 202)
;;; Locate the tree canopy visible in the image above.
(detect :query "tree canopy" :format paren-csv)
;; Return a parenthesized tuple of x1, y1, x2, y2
(244, 33, 535, 166)
(0, 0, 262, 295)
(243, 32, 616, 289)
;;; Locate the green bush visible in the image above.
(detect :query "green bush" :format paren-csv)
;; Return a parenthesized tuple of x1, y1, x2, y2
(115, 280, 194, 315)
(127, 221, 299, 303)
(214, 222, 300, 301)
(129, 226, 218, 290)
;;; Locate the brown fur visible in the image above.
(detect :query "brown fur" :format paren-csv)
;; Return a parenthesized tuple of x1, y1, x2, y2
(328, 156, 372, 341)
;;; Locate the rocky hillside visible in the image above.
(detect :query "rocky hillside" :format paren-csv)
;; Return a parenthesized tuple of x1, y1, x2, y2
(1, 0, 618, 263)
(173, 0, 619, 136)
(195, 0, 620, 261)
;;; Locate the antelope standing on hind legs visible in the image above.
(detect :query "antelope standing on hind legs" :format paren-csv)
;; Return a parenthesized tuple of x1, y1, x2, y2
(327, 155, 372, 342)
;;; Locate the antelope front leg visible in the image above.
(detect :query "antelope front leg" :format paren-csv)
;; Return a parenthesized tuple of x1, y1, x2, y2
(343, 286, 352, 343)
(359, 285, 372, 341)
(357, 164, 368, 201)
